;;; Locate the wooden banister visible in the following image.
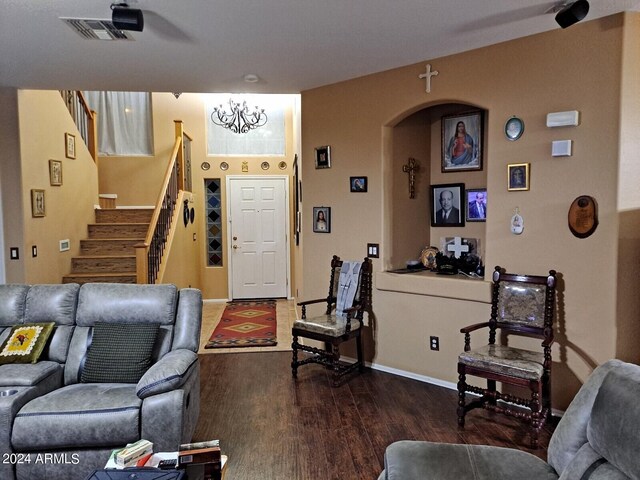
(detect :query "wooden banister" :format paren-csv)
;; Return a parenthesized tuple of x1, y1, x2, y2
(60, 90, 98, 163)
(135, 121, 192, 283)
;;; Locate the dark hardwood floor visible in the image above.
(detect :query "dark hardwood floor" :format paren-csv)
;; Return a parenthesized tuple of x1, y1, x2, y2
(194, 352, 555, 480)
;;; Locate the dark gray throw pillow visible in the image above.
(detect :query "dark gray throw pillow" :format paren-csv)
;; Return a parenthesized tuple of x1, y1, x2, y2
(81, 322, 159, 383)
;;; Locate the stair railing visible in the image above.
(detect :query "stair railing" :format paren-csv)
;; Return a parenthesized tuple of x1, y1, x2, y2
(60, 90, 98, 162)
(135, 121, 192, 284)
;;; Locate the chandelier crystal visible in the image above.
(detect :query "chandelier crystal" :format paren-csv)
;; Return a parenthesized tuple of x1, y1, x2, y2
(211, 99, 268, 134)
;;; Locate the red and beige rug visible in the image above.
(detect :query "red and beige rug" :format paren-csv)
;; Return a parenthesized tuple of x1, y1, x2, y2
(205, 299, 277, 349)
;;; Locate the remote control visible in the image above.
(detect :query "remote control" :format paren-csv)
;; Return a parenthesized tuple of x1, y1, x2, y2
(158, 459, 177, 470)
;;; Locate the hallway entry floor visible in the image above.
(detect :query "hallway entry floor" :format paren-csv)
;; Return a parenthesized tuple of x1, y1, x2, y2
(198, 299, 297, 354)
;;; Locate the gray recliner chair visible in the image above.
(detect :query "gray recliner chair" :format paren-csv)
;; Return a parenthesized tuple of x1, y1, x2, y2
(10, 283, 202, 480)
(379, 359, 640, 480)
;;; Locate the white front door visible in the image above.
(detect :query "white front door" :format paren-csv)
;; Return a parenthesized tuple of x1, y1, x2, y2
(228, 176, 289, 299)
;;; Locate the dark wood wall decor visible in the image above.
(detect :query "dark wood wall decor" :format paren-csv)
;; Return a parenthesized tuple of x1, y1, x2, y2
(568, 195, 598, 238)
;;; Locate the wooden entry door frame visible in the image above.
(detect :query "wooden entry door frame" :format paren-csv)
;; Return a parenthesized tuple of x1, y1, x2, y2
(226, 175, 291, 300)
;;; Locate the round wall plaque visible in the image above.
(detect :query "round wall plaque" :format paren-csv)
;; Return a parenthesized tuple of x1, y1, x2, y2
(505, 116, 524, 141)
(568, 195, 598, 238)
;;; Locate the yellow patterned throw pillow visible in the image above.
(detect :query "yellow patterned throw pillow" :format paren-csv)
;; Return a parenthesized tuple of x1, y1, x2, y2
(0, 322, 55, 364)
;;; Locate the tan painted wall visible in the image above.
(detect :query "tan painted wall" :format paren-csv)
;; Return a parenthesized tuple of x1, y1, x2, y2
(0, 88, 26, 283)
(99, 93, 298, 300)
(615, 14, 640, 364)
(15, 90, 99, 284)
(301, 14, 629, 409)
(159, 191, 201, 289)
(618, 14, 640, 211)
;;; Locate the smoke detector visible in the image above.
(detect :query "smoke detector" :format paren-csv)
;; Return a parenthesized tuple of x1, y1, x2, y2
(60, 17, 135, 40)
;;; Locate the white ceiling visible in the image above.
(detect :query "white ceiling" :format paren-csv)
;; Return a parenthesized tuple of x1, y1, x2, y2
(1, 0, 638, 94)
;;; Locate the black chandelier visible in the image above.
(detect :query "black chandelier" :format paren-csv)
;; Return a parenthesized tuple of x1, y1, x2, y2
(210, 99, 268, 134)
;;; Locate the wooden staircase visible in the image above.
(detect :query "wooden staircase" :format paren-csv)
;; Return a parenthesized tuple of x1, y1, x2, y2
(62, 208, 153, 284)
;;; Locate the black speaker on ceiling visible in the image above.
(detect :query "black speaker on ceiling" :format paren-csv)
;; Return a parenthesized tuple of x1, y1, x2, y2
(555, 0, 589, 29)
(112, 6, 144, 32)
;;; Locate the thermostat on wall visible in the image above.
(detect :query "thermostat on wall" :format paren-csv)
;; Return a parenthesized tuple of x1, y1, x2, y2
(59, 239, 70, 252)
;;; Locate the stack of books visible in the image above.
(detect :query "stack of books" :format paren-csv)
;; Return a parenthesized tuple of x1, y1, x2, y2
(178, 440, 222, 480)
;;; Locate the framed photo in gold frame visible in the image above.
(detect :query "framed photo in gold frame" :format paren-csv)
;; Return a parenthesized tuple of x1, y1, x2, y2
(49, 160, 63, 186)
(507, 163, 530, 191)
(31, 189, 45, 217)
(65, 133, 76, 159)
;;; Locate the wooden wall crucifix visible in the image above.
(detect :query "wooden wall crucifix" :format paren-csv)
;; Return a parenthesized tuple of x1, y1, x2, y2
(402, 157, 419, 199)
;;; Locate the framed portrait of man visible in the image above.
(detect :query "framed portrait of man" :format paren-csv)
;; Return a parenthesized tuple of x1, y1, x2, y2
(430, 183, 465, 227)
(466, 188, 487, 222)
(441, 110, 484, 172)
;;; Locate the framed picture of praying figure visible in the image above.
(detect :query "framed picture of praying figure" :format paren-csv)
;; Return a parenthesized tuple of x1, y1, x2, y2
(441, 110, 484, 172)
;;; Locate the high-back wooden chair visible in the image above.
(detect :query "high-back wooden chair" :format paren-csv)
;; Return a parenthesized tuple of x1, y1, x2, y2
(291, 255, 372, 386)
(457, 266, 557, 447)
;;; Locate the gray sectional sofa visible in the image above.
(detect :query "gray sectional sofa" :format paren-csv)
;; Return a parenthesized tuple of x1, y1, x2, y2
(0, 282, 202, 480)
(379, 359, 640, 480)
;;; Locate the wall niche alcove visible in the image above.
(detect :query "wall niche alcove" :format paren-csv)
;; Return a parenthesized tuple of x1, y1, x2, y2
(386, 102, 487, 270)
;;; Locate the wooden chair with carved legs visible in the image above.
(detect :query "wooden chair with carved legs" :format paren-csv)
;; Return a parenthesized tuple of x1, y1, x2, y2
(457, 266, 557, 448)
(291, 256, 372, 387)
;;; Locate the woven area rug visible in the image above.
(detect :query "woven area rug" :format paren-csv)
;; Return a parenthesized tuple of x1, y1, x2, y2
(205, 299, 277, 348)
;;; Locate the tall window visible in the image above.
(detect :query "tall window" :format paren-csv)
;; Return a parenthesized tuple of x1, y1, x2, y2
(205, 94, 287, 156)
(83, 91, 153, 155)
(205, 179, 223, 266)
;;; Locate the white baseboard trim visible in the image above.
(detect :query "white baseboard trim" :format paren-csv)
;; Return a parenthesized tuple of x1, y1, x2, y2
(341, 355, 457, 390)
(341, 355, 565, 417)
(203, 298, 230, 303)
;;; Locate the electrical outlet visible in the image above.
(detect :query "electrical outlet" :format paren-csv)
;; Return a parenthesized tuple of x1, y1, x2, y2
(430, 336, 439, 351)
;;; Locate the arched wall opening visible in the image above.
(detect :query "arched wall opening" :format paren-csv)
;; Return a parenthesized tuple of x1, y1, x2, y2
(383, 101, 488, 271)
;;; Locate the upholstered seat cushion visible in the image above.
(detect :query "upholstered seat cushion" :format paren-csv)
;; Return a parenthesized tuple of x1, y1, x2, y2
(0, 361, 62, 387)
(379, 441, 558, 480)
(293, 315, 361, 337)
(458, 344, 544, 380)
(12, 383, 141, 450)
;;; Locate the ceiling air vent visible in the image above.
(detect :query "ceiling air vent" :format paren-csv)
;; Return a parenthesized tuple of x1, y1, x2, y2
(60, 18, 135, 41)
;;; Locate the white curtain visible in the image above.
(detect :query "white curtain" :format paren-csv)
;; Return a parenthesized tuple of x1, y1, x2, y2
(206, 94, 287, 156)
(83, 91, 153, 156)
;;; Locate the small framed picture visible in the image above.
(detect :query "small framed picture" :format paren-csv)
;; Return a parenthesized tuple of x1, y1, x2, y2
(314, 145, 331, 169)
(505, 116, 524, 141)
(65, 133, 76, 159)
(313, 206, 331, 233)
(31, 189, 45, 217)
(507, 163, 530, 191)
(431, 183, 465, 227)
(49, 160, 63, 186)
(350, 176, 367, 192)
(466, 188, 487, 222)
(441, 110, 483, 172)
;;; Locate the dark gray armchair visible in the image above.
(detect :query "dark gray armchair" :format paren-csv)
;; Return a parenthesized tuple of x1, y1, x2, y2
(5, 283, 202, 480)
(379, 359, 640, 479)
